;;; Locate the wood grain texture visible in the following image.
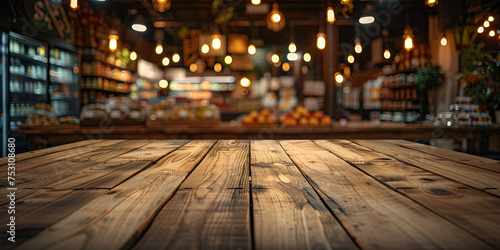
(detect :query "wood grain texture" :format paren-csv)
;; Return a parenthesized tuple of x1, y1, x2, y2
(17, 140, 215, 250)
(384, 139, 500, 173)
(0, 141, 151, 204)
(317, 140, 500, 247)
(132, 140, 252, 250)
(251, 140, 357, 250)
(354, 140, 500, 197)
(0, 189, 104, 247)
(46, 141, 188, 190)
(280, 140, 491, 249)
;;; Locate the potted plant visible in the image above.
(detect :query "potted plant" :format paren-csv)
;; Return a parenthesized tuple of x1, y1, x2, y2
(414, 66, 445, 120)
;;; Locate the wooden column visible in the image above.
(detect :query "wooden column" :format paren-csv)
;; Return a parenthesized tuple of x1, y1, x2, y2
(324, 22, 338, 117)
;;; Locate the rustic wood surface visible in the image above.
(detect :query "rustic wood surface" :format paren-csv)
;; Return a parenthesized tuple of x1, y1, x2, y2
(1, 139, 499, 249)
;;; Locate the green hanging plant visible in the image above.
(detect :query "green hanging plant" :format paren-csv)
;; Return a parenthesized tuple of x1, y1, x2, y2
(414, 66, 445, 90)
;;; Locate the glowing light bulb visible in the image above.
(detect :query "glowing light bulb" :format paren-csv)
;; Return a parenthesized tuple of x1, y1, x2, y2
(109, 35, 118, 52)
(248, 44, 256, 55)
(384, 49, 391, 59)
(130, 51, 137, 61)
(288, 42, 297, 53)
(224, 55, 232, 64)
(404, 37, 413, 51)
(303, 53, 311, 62)
(271, 54, 279, 63)
(159, 80, 168, 89)
(282, 62, 290, 72)
(211, 34, 221, 50)
(335, 73, 344, 83)
(347, 54, 355, 63)
(214, 63, 222, 72)
(172, 53, 180, 63)
(317, 33, 326, 50)
(155, 44, 163, 54)
(272, 13, 281, 23)
(478, 26, 484, 33)
(189, 63, 197, 72)
(251, 0, 261, 5)
(201, 43, 210, 54)
(355, 43, 362, 54)
(489, 30, 495, 37)
(440, 36, 447, 46)
(240, 77, 251, 87)
(488, 16, 494, 22)
(327, 7, 335, 24)
(70, 0, 78, 10)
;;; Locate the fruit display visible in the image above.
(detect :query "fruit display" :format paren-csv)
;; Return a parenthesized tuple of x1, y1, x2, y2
(280, 106, 333, 126)
(241, 109, 278, 125)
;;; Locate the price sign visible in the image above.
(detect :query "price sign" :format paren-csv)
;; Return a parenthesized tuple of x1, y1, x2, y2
(24, 0, 72, 39)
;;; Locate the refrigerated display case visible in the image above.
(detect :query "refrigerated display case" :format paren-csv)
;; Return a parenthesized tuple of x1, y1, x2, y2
(1, 32, 7, 156)
(49, 48, 79, 117)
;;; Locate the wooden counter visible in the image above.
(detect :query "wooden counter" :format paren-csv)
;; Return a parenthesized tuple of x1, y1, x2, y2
(10, 122, 500, 154)
(2, 139, 500, 249)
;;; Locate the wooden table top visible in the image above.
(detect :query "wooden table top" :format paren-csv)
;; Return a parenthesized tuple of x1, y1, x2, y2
(2, 139, 500, 249)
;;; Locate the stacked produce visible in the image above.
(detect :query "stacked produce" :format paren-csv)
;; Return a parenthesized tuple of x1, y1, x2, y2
(280, 106, 333, 126)
(241, 109, 278, 125)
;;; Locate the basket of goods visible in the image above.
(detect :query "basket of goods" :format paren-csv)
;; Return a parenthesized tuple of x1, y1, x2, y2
(280, 106, 333, 127)
(241, 109, 278, 127)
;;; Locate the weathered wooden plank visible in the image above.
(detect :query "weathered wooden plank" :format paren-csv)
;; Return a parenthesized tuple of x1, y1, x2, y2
(0, 140, 124, 179)
(354, 140, 500, 197)
(280, 140, 491, 249)
(17, 140, 215, 250)
(316, 140, 500, 247)
(0, 139, 108, 165)
(132, 140, 252, 250)
(0, 141, 152, 203)
(46, 141, 189, 190)
(385, 139, 500, 173)
(0, 189, 105, 247)
(251, 140, 357, 250)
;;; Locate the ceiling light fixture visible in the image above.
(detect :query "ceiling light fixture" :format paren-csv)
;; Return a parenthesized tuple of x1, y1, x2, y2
(152, 0, 171, 13)
(155, 44, 163, 54)
(488, 16, 494, 22)
(347, 54, 355, 63)
(162, 57, 170, 66)
(354, 38, 362, 53)
(327, 7, 336, 24)
(131, 15, 147, 32)
(172, 53, 180, 63)
(266, 4, 286, 32)
(303, 53, 311, 62)
(282, 62, 290, 72)
(240, 77, 251, 87)
(201, 44, 210, 54)
(484, 21, 490, 28)
(248, 44, 256, 55)
(108, 29, 119, 52)
(384, 49, 391, 59)
(478, 26, 484, 33)
(130, 51, 137, 61)
(440, 36, 447, 46)
(271, 54, 280, 64)
(359, 16, 375, 24)
(224, 55, 233, 64)
(288, 42, 297, 53)
(251, 0, 261, 5)
(287, 53, 298, 61)
(425, 0, 438, 7)
(70, 0, 78, 10)
(317, 33, 326, 50)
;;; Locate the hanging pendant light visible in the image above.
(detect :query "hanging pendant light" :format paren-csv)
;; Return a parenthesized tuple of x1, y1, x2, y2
(155, 44, 163, 54)
(266, 4, 286, 32)
(327, 7, 336, 24)
(440, 35, 447, 46)
(340, 0, 352, 5)
(172, 53, 180, 63)
(354, 38, 362, 54)
(303, 53, 311, 62)
(425, 0, 438, 7)
(403, 24, 414, 51)
(130, 51, 137, 60)
(317, 33, 326, 50)
(384, 49, 391, 59)
(70, 0, 78, 10)
(347, 54, 355, 63)
(248, 44, 256, 55)
(152, 0, 171, 13)
(109, 29, 119, 52)
(154, 29, 164, 54)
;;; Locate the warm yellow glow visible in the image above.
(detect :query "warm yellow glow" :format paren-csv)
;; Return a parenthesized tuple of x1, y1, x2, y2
(162, 57, 170, 66)
(384, 49, 391, 59)
(317, 33, 326, 50)
(211, 34, 221, 50)
(359, 16, 375, 24)
(109, 35, 118, 52)
(425, 0, 438, 7)
(200, 81, 211, 90)
(335, 73, 344, 83)
(282, 62, 290, 72)
(303, 53, 311, 62)
(287, 53, 298, 61)
(272, 13, 281, 23)
(189, 63, 197, 72)
(478, 26, 484, 33)
(489, 30, 496, 37)
(248, 44, 256, 55)
(271, 54, 280, 63)
(70, 0, 78, 10)
(240, 77, 251, 87)
(404, 37, 413, 51)
(484, 21, 490, 28)
(340, 0, 352, 5)
(355, 43, 362, 54)
(156, 44, 163, 54)
(172, 53, 180, 63)
(132, 24, 147, 32)
(488, 16, 494, 22)
(440, 37, 447, 46)
(347, 54, 355, 63)
(201, 43, 210, 54)
(327, 7, 336, 24)
(251, 0, 261, 5)
(224, 55, 233, 64)
(159, 80, 169, 89)
(214, 63, 222, 72)
(130, 51, 137, 61)
(288, 42, 297, 53)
